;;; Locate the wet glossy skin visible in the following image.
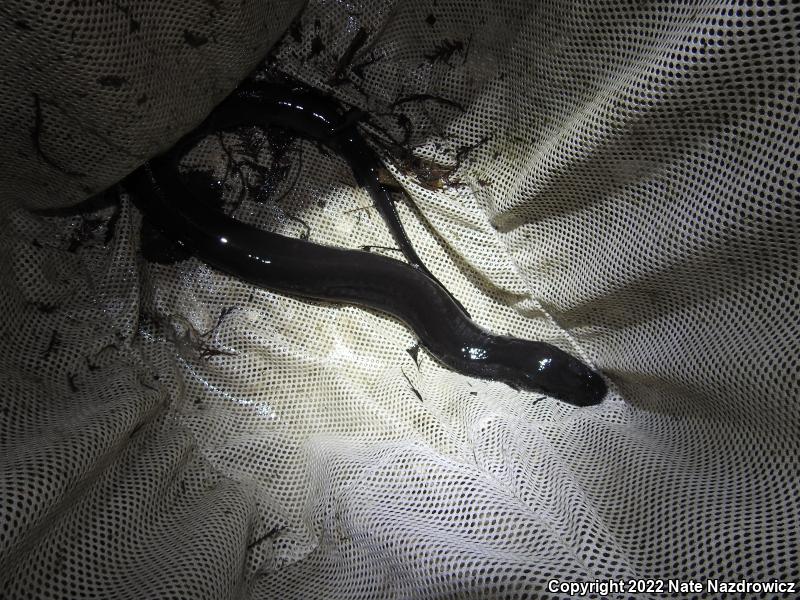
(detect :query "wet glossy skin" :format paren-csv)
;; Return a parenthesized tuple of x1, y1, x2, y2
(191, 82, 448, 291)
(128, 82, 607, 406)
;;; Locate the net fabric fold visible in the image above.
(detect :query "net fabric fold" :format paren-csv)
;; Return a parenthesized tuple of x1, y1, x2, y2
(1, 1, 798, 599)
(0, 0, 305, 214)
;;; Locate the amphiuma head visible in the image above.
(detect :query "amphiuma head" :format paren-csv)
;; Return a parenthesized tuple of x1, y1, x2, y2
(497, 340, 607, 407)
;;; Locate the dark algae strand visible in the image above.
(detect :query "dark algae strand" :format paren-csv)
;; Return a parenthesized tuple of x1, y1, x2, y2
(127, 81, 607, 407)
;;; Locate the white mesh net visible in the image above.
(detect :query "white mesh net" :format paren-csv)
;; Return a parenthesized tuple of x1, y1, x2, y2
(1, 0, 798, 598)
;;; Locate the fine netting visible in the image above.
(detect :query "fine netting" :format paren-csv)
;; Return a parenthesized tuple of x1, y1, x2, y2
(1, 1, 798, 599)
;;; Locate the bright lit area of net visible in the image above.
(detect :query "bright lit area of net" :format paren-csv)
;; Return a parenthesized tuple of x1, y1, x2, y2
(0, 1, 797, 599)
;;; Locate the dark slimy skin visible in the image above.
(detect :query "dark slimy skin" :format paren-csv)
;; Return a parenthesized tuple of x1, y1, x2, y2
(189, 82, 451, 297)
(128, 82, 607, 406)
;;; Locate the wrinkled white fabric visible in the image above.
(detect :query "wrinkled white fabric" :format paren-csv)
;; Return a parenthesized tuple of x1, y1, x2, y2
(0, 1, 797, 599)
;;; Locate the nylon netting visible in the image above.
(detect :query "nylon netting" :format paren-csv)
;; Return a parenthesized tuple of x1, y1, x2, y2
(0, 1, 798, 599)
